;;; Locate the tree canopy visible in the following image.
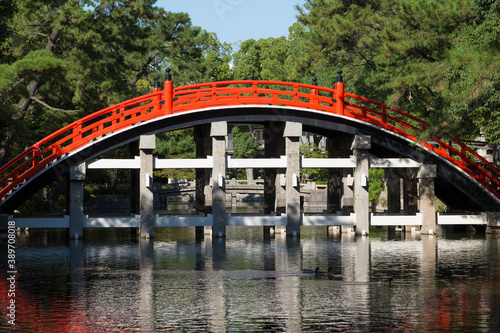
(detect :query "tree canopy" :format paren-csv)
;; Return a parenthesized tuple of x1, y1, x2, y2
(294, 0, 500, 142)
(0, 0, 231, 165)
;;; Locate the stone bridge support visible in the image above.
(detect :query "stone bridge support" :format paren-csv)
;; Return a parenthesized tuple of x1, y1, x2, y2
(195, 124, 212, 238)
(68, 163, 86, 239)
(140, 134, 155, 239)
(352, 135, 371, 236)
(211, 121, 227, 238)
(285, 122, 302, 237)
(418, 164, 437, 234)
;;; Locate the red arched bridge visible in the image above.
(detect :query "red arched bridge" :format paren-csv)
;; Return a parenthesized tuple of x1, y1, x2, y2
(1, 75, 500, 213)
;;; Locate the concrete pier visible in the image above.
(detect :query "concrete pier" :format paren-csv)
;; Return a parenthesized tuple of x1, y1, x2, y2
(486, 212, 500, 234)
(418, 164, 437, 235)
(140, 135, 155, 239)
(211, 121, 227, 238)
(284, 122, 302, 237)
(195, 124, 212, 239)
(352, 135, 370, 236)
(69, 163, 86, 239)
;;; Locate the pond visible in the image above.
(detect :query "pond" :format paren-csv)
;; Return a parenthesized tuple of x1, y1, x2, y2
(2, 226, 500, 332)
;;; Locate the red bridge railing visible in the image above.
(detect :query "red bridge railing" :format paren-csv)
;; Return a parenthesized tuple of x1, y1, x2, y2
(1, 79, 500, 203)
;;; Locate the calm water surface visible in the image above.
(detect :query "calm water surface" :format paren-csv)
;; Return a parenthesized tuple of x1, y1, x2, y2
(2, 226, 500, 332)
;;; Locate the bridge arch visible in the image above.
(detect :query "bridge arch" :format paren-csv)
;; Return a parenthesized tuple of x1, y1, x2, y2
(1, 79, 500, 214)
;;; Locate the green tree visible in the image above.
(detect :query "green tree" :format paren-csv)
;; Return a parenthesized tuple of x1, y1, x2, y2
(0, 0, 230, 166)
(300, 143, 327, 182)
(230, 124, 261, 179)
(445, 0, 500, 144)
(369, 169, 385, 211)
(231, 125, 260, 158)
(153, 129, 196, 182)
(295, 0, 492, 140)
(232, 37, 292, 81)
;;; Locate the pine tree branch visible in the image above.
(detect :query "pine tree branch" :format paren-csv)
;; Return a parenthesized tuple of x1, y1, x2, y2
(129, 51, 160, 85)
(30, 96, 80, 113)
(0, 72, 35, 102)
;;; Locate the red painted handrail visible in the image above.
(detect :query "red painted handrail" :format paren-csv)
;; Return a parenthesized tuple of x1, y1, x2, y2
(1, 80, 500, 203)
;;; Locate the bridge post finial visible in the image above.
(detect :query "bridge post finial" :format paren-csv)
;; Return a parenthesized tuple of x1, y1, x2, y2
(154, 76, 160, 89)
(335, 69, 345, 115)
(164, 68, 173, 114)
(165, 68, 172, 82)
(312, 76, 318, 86)
(336, 69, 343, 83)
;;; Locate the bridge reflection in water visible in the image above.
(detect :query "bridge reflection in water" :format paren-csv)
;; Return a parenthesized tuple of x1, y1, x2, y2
(3, 227, 500, 331)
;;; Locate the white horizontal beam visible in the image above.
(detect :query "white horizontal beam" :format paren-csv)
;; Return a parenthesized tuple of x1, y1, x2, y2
(85, 215, 140, 228)
(86, 156, 420, 170)
(302, 213, 356, 226)
(300, 157, 355, 168)
(87, 156, 214, 169)
(228, 214, 287, 226)
(155, 215, 213, 227)
(12, 216, 70, 228)
(370, 213, 422, 226)
(154, 156, 213, 169)
(227, 156, 287, 168)
(87, 157, 140, 169)
(437, 213, 487, 225)
(10, 213, 492, 229)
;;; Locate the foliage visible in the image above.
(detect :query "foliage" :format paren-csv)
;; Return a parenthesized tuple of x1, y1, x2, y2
(369, 169, 385, 208)
(154, 129, 196, 182)
(300, 143, 327, 182)
(231, 125, 261, 158)
(294, 0, 499, 143)
(154, 168, 195, 183)
(0, 0, 231, 165)
(232, 37, 292, 81)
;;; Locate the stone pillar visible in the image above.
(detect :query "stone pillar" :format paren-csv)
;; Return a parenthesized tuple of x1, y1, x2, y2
(140, 134, 155, 239)
(211, 121, 227, 238)
(284, 122, 302, 237)
(69, 163, 86, 239)
(129, 140, 140, 238)
(195, 124, 212, 238)
(352, 135, 371, 236)
(418, 164, 437, 235)
(486, 212, 500, 234)
(129, 140, 140, 215)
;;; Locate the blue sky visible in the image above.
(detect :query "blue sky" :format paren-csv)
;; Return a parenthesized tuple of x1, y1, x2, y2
(155, 0, 304, 47)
